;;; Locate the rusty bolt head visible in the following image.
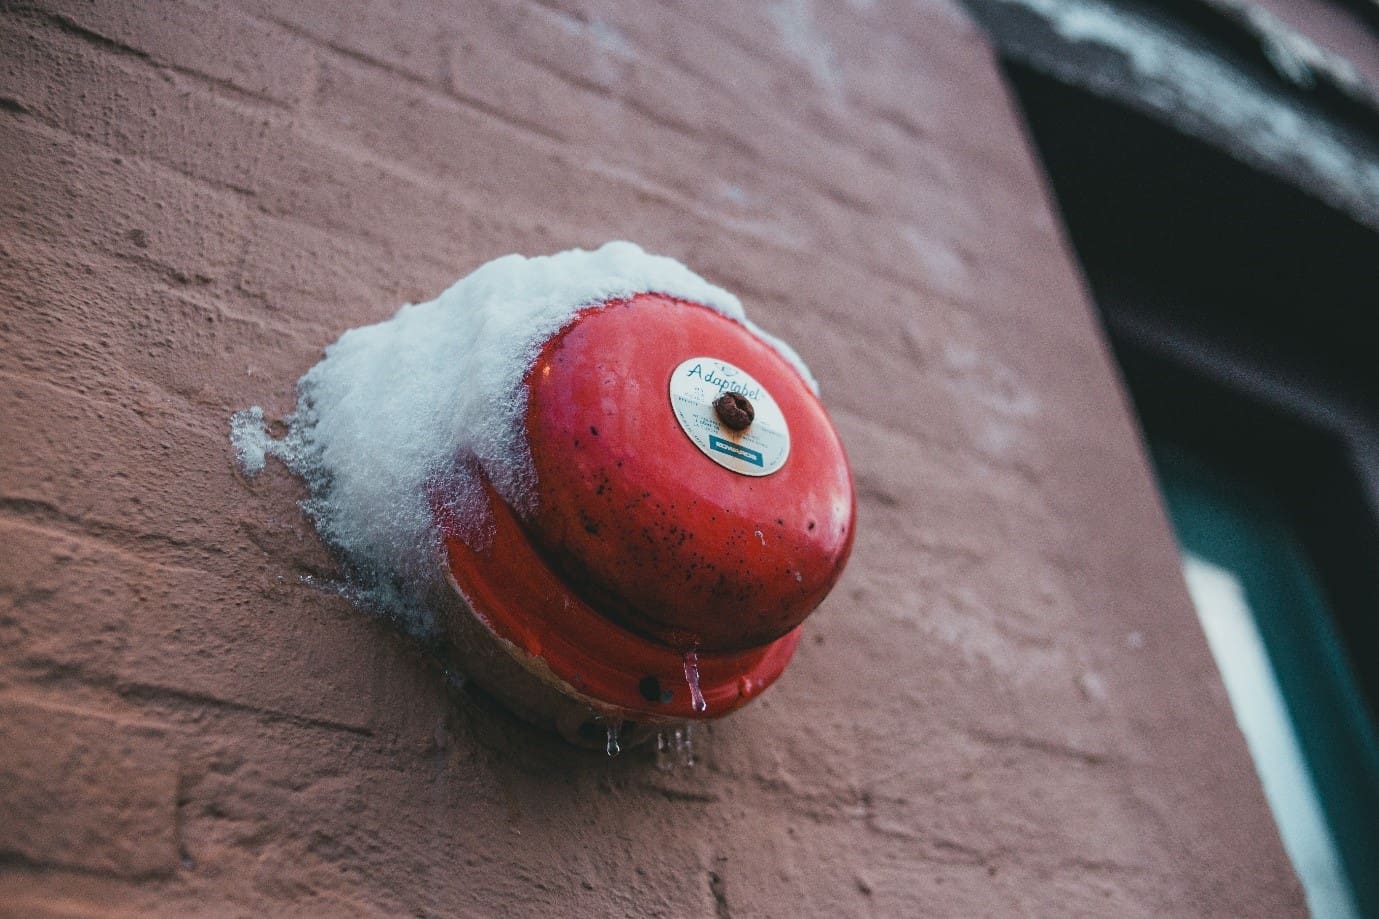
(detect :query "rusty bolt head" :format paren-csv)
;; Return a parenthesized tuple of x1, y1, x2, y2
(713, 392, 755, 431)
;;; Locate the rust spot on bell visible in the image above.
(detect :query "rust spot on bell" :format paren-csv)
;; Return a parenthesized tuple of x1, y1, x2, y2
(713, 391, 754, 431)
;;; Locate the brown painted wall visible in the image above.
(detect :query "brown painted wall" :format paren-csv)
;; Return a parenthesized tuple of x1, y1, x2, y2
(0, 0, 1303, 915)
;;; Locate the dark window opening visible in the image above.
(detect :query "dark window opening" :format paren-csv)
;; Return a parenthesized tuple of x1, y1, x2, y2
(1000, 61, 1379, 917)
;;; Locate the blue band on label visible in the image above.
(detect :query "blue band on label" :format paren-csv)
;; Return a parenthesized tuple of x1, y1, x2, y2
(709, 436, 764, 466)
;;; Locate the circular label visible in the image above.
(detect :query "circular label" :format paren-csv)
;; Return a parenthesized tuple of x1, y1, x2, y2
(669, 357, 790, 477)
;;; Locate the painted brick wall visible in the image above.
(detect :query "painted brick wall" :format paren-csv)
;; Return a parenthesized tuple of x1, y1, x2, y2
(0, 0, 1303, 915)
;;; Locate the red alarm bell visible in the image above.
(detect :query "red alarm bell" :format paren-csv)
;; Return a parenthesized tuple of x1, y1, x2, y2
(432, 292, 855, 748)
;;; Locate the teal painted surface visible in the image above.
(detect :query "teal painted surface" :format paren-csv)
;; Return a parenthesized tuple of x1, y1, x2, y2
(1154, 446, 1379, 917)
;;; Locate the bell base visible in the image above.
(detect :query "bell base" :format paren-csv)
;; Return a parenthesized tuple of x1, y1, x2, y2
(431, 576, 664, 750)
(431, 476, 801, 734)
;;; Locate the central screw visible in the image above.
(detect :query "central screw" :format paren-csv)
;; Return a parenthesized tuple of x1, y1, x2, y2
(713, 392, 754, 431)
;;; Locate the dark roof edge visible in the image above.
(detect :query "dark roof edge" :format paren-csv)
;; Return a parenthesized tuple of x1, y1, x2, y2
(963, 0, 1379, 232)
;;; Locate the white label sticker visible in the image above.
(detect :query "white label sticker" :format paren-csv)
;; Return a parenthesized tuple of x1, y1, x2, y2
(669, 357, 790, 477)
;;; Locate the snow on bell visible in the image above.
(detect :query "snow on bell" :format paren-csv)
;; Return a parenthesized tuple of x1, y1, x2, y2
(432, 292, 855, 751)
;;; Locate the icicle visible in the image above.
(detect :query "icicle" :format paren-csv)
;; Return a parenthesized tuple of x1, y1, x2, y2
(605, 719, 622, 757)
(656, 725, 697, 769)
(683, 650, 707, 713)
(679, 724, 696, 767)
(656, 730, 673, 771)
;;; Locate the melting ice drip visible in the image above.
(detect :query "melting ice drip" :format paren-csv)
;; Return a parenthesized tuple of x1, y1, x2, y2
(683, 650, 708, 714)
(605, 719, 622, 758)
(656, 725, 696, 769)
